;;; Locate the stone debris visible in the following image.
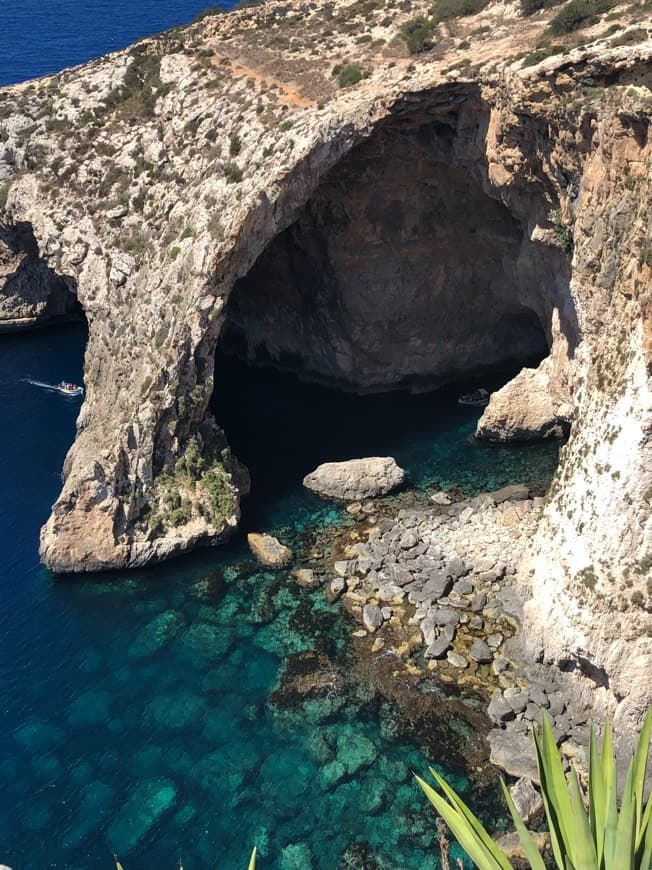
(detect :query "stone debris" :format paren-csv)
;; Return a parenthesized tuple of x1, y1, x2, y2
(325, 483, 601, 782)
(303, 457, 405, 501)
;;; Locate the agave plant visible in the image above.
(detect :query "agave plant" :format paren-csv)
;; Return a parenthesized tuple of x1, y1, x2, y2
(416, 708, 652, 869)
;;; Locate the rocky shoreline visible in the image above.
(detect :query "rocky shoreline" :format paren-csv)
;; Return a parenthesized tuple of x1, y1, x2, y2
(284, 480, 605, 798)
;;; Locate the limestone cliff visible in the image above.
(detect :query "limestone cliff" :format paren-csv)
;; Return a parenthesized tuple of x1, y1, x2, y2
(1, 0, 651, 736)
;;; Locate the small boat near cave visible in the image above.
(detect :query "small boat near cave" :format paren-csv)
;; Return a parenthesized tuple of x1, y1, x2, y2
(55, 381, 84, 397)
(458, 387, 489, 407)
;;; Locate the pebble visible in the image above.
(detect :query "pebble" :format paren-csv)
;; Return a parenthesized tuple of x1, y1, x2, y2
(447, 651, 468, 668)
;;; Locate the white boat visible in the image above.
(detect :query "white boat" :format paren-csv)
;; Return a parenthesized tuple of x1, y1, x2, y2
(55, 381, 84, 397)
(458, 388, 489, 407)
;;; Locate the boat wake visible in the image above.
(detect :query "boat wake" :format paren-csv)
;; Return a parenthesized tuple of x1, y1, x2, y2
(24, 378, 59, 391)
(24, 378, 83, 396)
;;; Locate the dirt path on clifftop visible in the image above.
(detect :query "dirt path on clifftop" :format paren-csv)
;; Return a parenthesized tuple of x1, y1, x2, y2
(213, 54, 315, 108)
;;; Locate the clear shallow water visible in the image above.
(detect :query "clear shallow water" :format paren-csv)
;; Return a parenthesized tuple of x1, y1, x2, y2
(0, 328, 560, 869)
(0, 1, 233, 87)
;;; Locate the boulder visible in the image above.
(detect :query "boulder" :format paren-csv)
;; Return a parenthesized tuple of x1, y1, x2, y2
(488, 690, 515, 726)
(303, 457, 405, 501)
(291, 568, 319, 588)
(247, 533, 293, 568)
(476, 362, 571, 442)
(362, 604, 383, 632)
(494, 831, 550, 869)
(488, 729, 539, 782)
(490, 483, 530, 504)
(469, 638, 493, 663)
(510, 777, 543, 824)
(426, 637, 451, 659)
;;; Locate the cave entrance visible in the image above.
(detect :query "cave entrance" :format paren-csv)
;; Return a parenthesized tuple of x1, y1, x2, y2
(220, 109, 549, 395)
(213, 104, 559, 526)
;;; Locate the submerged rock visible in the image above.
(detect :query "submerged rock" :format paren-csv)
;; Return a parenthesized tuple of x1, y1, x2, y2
(128, 610, 185, 658)
(336, 732, 377, 775)
(303, 458, 405, 501)
(64, 780, 114, 849)
(14, 718, 64, 753)
(280, 842, 314, 870)
(247, 533, 293, 568)
(106, 778, 176, 854)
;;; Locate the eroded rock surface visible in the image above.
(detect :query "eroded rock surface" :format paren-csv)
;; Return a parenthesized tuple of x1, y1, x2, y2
(303, 458, 405, 501)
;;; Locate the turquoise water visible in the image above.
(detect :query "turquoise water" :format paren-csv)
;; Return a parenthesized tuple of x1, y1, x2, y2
(0, 327, 560, 868)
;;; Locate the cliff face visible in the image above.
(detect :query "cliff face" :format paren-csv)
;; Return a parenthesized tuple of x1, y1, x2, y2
(1, 0, 651, 730)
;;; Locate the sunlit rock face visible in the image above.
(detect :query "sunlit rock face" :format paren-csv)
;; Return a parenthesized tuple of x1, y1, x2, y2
(223, 110, 550, 393)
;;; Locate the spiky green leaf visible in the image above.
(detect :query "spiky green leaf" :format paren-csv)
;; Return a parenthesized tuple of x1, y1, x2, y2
(415, 774, 511, 869)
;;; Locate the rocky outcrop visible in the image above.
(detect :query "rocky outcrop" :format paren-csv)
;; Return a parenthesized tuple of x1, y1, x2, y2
(247, 532, 293, 568)
(0, 0, 651, 743)
(303, 458, 405, 501)
(477, 359, 572, 442)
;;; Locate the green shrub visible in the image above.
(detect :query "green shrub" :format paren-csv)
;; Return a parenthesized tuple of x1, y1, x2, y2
(170, 246, 181, 260)
(522, 48, 551, 65)
(278, 120, 293, 132)
(229, 133, 241, 156)
(520, 0, 564, 16)
(338, 63, 363, 87)
(548, 0, 614, 34)
(223, 162, 243, 184)
(399, 17, 435, 53)
(431, 0, 488, 22)
(169, 499, 192, 527)
(611, 27, 648, 45)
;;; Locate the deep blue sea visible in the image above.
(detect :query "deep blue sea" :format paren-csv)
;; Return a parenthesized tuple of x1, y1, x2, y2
(0, 8, 561, 867)
(0, 1, 232, 87)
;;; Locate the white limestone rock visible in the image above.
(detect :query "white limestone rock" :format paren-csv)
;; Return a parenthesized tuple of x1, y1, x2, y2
(303, 458, 405, 501)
